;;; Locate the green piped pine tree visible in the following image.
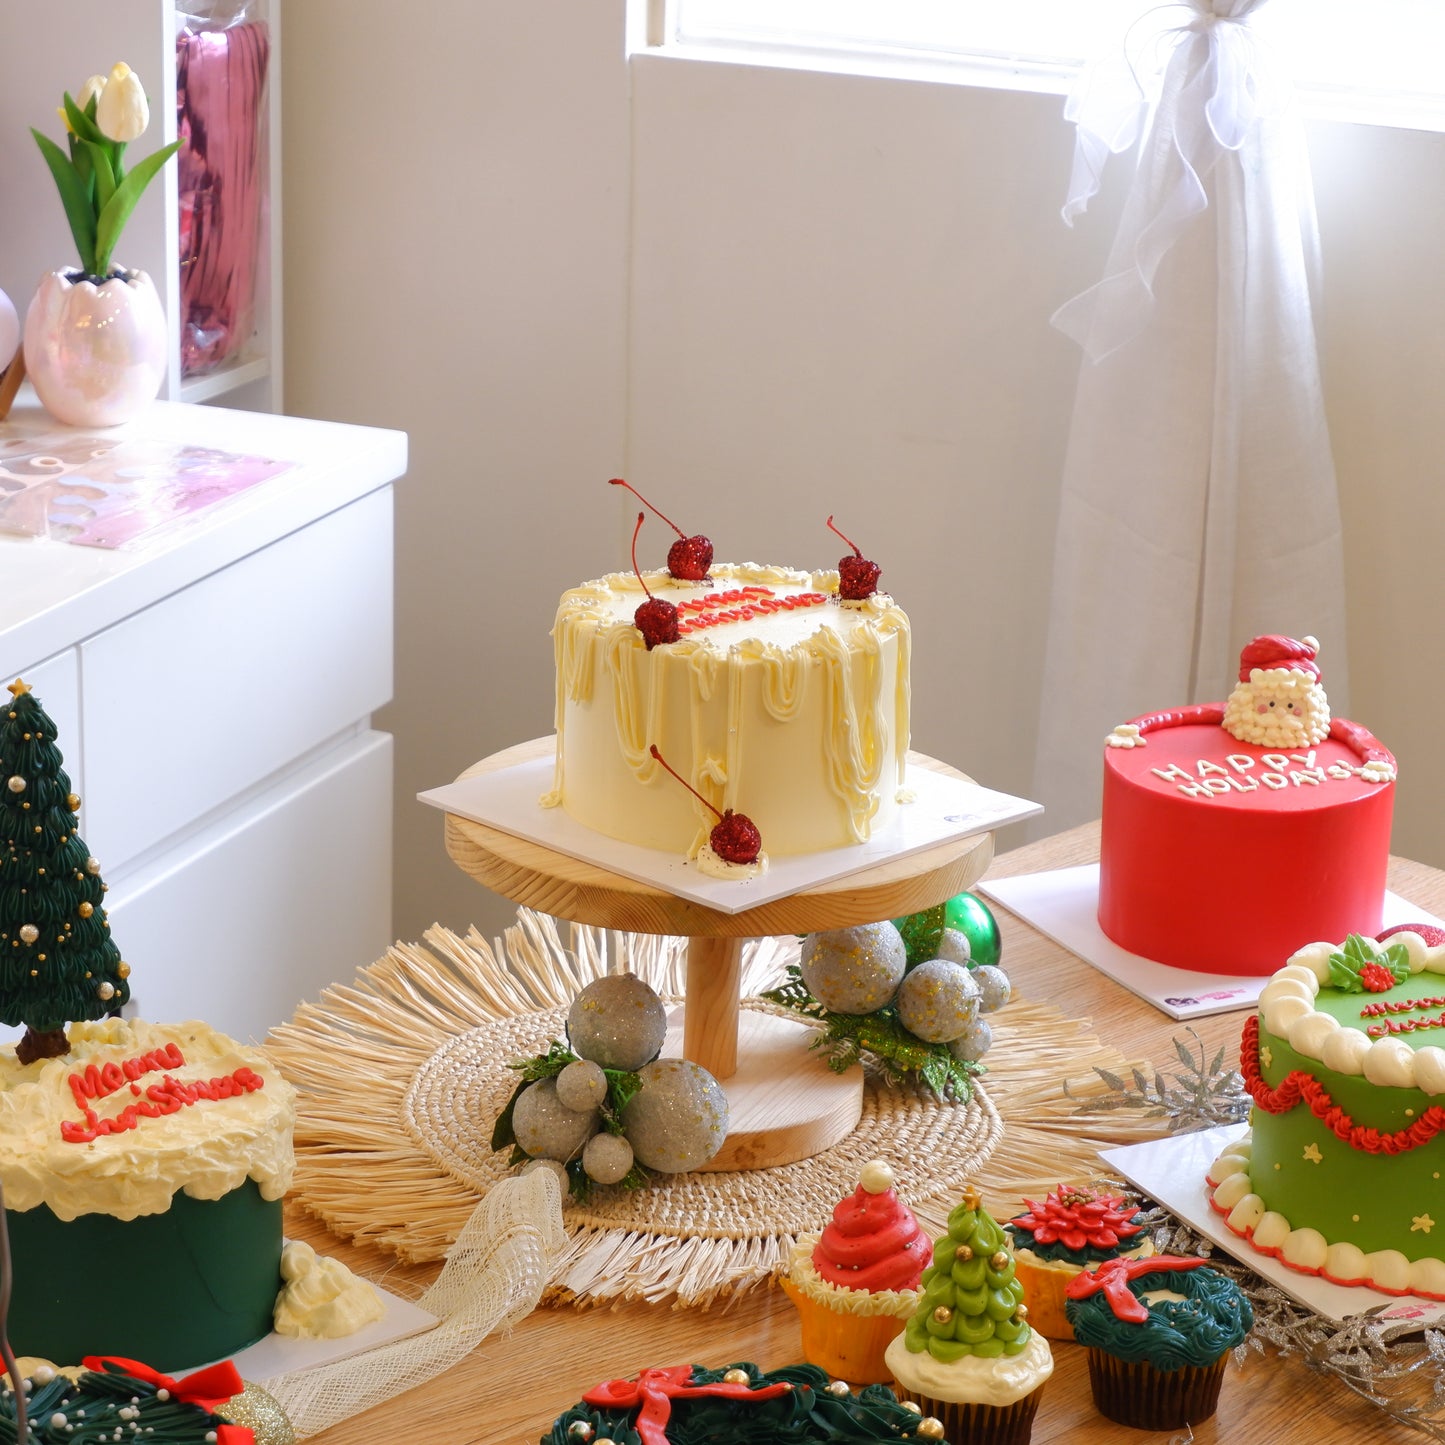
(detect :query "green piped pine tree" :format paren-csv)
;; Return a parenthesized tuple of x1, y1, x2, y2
(905, 1183, 1033, 1359)
(0, 679, 129, 1064)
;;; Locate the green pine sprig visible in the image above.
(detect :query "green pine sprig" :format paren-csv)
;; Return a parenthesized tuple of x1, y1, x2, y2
(762, 965, 980, 1101)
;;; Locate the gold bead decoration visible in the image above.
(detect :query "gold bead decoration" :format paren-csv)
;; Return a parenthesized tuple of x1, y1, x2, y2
(991, 1251, 1008, 1270)
(825, 1379, 851, 1396)
(67, 793, 80, 811)
(85, 856, 101, 874)
(18, 924, 37, 944)
(722, 1369, 749, 1385)
(219, 1384, 295, 1445)
(916, 1419, 946, 1440)
(958, 1245, 973, 1261)
(78, 902, 93, 918)
(932, 1305, 953, 1324)
(900, 1400, 922, 1414)
(6, 775, 24, 793)
(1018, 1303, 1029, 1318)
(116, 962, 130, 979)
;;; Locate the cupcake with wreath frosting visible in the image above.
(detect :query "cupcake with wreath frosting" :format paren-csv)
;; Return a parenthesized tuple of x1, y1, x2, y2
(884, 1182, 1052, 1445)
(780, 1159, 932, 1385)
(1064, 1254, 1252, 1430)
(1006, 1184, 1153, 1341)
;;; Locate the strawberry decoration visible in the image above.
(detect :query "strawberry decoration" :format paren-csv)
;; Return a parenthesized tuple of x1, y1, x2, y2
(826, 515, 881, 601)
(610, 478, 713, 582)
(648, 744, 762, 865)
(628, 512, 680, 650)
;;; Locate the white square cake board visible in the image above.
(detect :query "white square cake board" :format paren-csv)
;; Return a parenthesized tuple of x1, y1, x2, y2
(978, 865, 1441, 1022)
(1101, 1125, 1445, 1329)
(419, 747, 1041, 916)
(223, 1270, 437, 1378)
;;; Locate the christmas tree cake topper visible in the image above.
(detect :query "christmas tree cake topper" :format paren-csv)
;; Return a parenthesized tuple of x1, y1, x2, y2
(902, 1181, 1034, 1361)
(0, 678, 130, 1065)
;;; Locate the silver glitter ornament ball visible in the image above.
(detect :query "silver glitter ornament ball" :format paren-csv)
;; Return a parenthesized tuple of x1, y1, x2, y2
(512, 1078, 599, 1161)
(971, 963, 1012, 1013)
(567, 973, 668, 1071)
(934, 927, 972, 966)
(620, 1058, 729, 1172)
(582, 1130, 635, 1185)
(895, 958, 980, 1043)
(556, 1058, 609, 1113)
(800, 922, 906, 1014)
(520, 1156, 573, 1200)
(948, 1016, 993, 1063)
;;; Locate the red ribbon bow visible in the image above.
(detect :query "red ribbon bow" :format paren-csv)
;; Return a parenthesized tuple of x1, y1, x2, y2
(81, 1357, 253, 1444)
(583, 1365, 790, 1445)
(1064, 1254, 1208, 1323)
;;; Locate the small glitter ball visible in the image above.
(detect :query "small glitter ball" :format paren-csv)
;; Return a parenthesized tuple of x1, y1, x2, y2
(895, 959, 980, 1042)
(799, 923, 906, 1014)
(18, 924, 38, 944)
(220, 1384, 295, 1445)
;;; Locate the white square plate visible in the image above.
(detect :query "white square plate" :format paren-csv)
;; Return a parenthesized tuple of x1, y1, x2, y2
(419, 743, 1042, 916)
(979, 865, 1440, 1020)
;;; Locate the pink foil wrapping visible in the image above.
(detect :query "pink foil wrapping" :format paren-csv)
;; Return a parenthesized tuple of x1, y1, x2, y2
(176, 19, 270, 375)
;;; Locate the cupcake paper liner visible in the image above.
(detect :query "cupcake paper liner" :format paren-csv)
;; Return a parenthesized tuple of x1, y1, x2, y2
(780, 1276, 907, 1385)
(904, 1385, 1044, 1445)
(1084, 1349, 1227, 1431)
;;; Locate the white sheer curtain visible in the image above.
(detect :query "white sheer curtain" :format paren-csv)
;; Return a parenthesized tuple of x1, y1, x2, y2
(1033, 0, 1347, 828)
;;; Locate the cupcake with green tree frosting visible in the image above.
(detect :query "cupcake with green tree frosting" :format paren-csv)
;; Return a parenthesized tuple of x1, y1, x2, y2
(883, 1183, 1052, 1445)
(1064, 1254, 1252, 1430)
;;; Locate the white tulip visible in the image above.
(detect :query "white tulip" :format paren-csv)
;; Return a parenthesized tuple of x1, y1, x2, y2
(76, 74, 108, 112)
(95, 62, 148, 144)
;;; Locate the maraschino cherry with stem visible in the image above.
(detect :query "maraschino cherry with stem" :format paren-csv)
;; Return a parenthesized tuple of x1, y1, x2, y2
(648, 743, 763, 865)
(610, 477, 713, 582)
(629, 512, 680, 650)
(827, 515, 881, 601)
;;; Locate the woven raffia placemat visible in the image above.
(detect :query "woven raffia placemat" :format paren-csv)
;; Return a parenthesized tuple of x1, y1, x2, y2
(267, 910, 1169, 1307)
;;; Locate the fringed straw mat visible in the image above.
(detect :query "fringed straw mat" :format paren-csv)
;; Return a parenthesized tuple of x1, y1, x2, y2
(267, 911, 1166, 1307)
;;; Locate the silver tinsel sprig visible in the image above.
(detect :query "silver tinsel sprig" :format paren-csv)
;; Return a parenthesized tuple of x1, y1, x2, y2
(1064, 1027, 1248, 1133)
(1111, 1184, 1445, 1440)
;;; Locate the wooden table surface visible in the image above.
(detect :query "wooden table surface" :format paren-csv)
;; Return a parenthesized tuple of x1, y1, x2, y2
(291, 823, 1438, 1445)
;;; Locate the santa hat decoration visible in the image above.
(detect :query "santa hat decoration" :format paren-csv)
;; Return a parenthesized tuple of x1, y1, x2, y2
(1238, 634, 1321, 683)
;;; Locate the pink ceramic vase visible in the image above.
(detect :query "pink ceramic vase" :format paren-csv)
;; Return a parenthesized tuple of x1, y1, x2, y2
(24, 268, 167, 427)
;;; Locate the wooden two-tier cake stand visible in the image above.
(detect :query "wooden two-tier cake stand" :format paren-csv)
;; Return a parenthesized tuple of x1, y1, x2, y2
(444, 737, 994, 1171)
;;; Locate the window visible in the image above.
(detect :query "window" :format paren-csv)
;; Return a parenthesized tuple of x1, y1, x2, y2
(639, 0, 1445, 130)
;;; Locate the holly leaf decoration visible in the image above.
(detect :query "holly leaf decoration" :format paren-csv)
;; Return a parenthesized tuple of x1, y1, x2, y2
(1328, 934, 1411, 994)
(763, 965, 980, 1101)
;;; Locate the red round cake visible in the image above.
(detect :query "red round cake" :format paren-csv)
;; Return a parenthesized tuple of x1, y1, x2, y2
(1097, 636, 1395, 975)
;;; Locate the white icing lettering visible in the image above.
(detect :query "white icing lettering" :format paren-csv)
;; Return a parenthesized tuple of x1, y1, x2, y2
(1198, 760, 1230, 778)
(1202, 778, 1233, 795)
(1327, 763, 1354, 780)
(1152, 764, 1195, 785)
(1262, 754, 1293, 770)
(1261, 772, 1289, 790)
(1227, 775, 1259, 792)
(1178, 781, 1214, 799)
(1291, 750, 1318, 768)
(1226, 755, 1257, 773)
(1290, 767, 1327, 788)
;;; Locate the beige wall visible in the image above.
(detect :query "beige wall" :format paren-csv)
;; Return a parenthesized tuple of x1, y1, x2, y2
(284, 7, 1445, 948)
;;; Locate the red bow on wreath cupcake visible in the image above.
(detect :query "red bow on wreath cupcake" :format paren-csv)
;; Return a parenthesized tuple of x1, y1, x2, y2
(81, 1356, 252, 1441)
(584, 1365, 791, 1445)
(1064, 1255, 1207, 1323)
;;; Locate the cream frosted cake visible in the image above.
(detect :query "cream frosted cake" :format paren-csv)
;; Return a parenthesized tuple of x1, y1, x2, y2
(1098, 634, 1395, 974)
(1207, 928, 1445, 1299)
(544, 560, 911, 862)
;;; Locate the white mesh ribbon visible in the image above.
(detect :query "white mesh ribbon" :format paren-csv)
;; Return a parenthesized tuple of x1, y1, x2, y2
(258, 1169, 564, 1438)
(1033, 0, 1349, 829)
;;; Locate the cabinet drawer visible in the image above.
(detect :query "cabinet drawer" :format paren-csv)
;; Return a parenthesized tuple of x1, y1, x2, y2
(107, 730, 393, 1042)
(80, 486, 393, 870)
(4, 650, 82, 801)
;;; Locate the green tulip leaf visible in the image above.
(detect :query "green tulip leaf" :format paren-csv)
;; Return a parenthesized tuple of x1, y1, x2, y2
(62, 92, 107, 147)
(79, 139, 116, 216)
(31, 127, 96, 275)
(93, 138, 182, 276)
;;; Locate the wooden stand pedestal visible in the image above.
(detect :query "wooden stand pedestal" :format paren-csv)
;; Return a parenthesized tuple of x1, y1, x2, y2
(445, 738, 994, 1170)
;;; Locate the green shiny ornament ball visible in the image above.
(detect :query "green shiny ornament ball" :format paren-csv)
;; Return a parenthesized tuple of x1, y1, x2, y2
(944, 892, 1002, 968)
(892, 904, 946, 968)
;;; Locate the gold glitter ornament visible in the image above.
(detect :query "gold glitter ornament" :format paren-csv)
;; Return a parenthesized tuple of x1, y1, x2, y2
(932, 1305, 953, 1324)
(566, 973, 667, 1070)
(220, 1384, 295, 1445)
(798, 922, 906, 1014)
(6, 775, 24, 793)
(78, 901, 93, 918)
(825, 1379, 851, 1396)
(916, 1418, 946, 1439)
(18, 924, 38, 944)
(894, 958, 980, 1043)
(723, 1369, 750, 1385)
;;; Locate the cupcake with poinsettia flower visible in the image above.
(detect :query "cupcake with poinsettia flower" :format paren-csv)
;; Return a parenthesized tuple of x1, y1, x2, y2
(780, 1159, 932, 1385)
(1005, 1185, 1153, 1341)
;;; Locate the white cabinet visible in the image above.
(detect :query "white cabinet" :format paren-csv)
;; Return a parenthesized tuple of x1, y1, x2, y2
(0, 399, 407, 1041)
(0, 1, 282, 411)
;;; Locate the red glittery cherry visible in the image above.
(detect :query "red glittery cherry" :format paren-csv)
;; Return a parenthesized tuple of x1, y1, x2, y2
(648, 744, 762, 865)
(610, 478, 713, 582)
(629, 513, 679, 650)
(1378, 923, 1445, 948)
(826, 515, 881, 600)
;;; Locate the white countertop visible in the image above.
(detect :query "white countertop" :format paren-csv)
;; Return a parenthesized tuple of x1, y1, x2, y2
(0, 398, 408, 676)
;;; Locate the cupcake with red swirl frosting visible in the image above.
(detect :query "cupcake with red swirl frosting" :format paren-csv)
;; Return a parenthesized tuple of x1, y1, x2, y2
(780, 1159, 932, 1385)
(1006, 1185, 1153, 1342)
